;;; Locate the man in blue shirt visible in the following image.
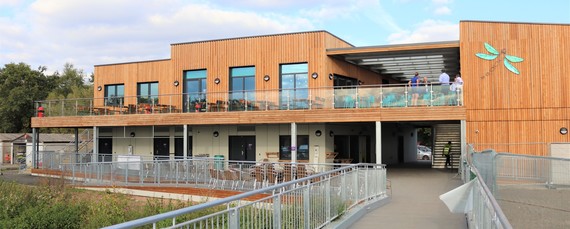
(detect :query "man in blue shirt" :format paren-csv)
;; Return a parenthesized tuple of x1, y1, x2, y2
(438, 69, 450, 105)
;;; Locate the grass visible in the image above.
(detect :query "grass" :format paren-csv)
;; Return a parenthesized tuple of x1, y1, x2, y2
(0, 178, 196, 228)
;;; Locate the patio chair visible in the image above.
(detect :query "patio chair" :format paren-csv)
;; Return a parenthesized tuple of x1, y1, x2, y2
(222, 170, 238, 190)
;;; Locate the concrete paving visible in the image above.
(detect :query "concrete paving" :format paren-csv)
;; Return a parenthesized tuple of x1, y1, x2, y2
(350, 165, 467, 229)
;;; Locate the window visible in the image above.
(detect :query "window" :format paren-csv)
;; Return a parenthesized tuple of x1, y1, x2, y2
(183, 70, 207, 112)
(104, 84, 124, 106)
(280, 63, 308, 108)
(137, 82, 158, 104)
(230, 66, 255, 101)
(279, 135, 309, 160)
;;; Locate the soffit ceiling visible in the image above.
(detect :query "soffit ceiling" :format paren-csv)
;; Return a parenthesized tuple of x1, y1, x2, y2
(327, 41, 460, 83)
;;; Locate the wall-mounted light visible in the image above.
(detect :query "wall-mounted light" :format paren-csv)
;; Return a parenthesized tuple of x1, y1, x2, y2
(311, 72, 318, 79)
(97, 86, 102, 91)
(130, 132, 135, 137)
(214, 78, 221, 84)
(329, 131, 334, 137)
(174, 80, 180, 87)
(213, 131, 219, 137)
(263, 75, 270, 82)
(560, 127, 568, 135)
(315, 130, 322, 137)
(329, 73, 334, 80)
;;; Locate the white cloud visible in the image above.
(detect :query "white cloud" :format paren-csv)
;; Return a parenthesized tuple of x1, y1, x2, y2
(387, 19, 458, 44)
(432, 0, 452, 4)
(434, 6, 451, 15)
(0, 0, 316, 74)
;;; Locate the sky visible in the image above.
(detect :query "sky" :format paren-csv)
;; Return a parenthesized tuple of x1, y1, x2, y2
(1, 0, 569, 77)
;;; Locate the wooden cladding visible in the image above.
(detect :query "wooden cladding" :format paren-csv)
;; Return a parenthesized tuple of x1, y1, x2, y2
(461, 21, 570, 155)
(31, 106, 466, 128)
(94, 31, 382, 109)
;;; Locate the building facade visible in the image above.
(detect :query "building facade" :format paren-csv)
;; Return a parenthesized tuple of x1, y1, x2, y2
(31, 21, 570, 166)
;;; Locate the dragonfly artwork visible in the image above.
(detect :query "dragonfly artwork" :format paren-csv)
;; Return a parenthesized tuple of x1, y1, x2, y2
(476, 42, 524, 78)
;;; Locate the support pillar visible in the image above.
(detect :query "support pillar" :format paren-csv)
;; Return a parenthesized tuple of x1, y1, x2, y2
(74, 128, 79, 154)
(291, 122, 297, 164)
(375, 121, 382, 164)
(460, 120, 466, 158)
(32, 128, 37, 169)
(93, 126, 98, 162)
(183, 124, 188, 159)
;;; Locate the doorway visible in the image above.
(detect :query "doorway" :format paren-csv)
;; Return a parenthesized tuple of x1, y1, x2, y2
(174, 136, 192, 159)
(98, 138, 113, 162)
(153, 138, 169, 160)
(229, 136, 256, 161)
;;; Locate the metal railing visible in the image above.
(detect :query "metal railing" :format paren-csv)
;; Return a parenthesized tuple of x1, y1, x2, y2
(463, 145, 512, 229)
(38, 151, 353, 192)
(34, 83, 463, 117)
(103, 163, 387, 229)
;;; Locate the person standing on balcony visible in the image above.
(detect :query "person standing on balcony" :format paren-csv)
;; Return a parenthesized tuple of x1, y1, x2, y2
(452, 74, 463, 106)
(408, 72, 420, 106)
(443, 141, 452, 168)
(439, 69, 450, 105)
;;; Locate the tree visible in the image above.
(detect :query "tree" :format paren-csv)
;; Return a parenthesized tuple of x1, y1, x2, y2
(49, 63, 86, 98)
(0, 63, 55, 133)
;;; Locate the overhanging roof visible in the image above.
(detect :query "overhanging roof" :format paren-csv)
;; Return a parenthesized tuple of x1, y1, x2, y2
(327, 41, 460, 83)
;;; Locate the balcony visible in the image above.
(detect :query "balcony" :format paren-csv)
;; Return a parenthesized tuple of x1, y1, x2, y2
(35, 83, 463, 117)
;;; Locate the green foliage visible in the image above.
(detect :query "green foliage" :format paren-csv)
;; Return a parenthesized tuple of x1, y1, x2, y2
(0, 180, 196, 228)
(0, 63, 55, 132)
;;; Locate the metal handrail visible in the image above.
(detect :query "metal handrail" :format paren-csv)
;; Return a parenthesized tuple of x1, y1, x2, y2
(470, 165, 513, 229)
(102, 163, 386, 229)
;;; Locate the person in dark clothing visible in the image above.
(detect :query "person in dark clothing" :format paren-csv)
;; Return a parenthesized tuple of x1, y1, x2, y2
(443, 141, 452, 168)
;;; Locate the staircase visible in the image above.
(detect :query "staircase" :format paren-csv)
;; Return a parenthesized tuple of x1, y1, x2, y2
(59, 129, 94, 154)
(432, 124, 461, 169)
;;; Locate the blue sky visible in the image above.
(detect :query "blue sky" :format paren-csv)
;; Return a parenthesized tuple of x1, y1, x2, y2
(1, 0, 569, 76)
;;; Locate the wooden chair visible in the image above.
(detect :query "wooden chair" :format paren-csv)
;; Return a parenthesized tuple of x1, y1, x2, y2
(283, 164, 293, 182)
(253, 166, 266, 189)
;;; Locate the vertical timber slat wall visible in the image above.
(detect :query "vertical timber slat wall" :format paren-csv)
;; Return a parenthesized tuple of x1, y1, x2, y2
(94, 31, 382, 110)
(461, 21, 570, 155)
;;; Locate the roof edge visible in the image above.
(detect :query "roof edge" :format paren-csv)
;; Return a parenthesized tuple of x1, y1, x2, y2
(94, 58, 171, 67)
(327, 40, 459, 52)
(460, 20, 570, 26)
(171, 30, 354, 47)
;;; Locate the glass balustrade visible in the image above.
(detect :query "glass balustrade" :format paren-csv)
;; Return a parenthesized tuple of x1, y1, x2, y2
(34, 83, 463, 117)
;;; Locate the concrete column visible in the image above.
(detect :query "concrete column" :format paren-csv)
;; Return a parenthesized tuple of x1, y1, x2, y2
(375, 121, 382, 164)
(291, 122, 297, 164)
(74, 128, 79, 154)
(183, 124, 188, 158)
(93, 126, 98, 162)
(460, 120, 466, 157)
(32, 128, 37, 168)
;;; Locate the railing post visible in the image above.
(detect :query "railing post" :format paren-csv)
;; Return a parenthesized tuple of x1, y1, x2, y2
(429, 84, 434, 106)
(364, 167, 369, 202)
(273, 195, 282, 229)
(229, 208, 239, 229)
(355, 87, 359, 108)
(303, 186, 311, 228)
(325, 175, 331, 221)
(380, 86, 384, 108)
(404, 86, 409, 107)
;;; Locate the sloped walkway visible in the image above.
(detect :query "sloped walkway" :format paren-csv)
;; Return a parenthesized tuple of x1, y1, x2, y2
(350, 165, 467, 229)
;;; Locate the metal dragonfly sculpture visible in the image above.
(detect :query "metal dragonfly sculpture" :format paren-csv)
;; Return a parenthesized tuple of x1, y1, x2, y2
(476, 43, 524, 76)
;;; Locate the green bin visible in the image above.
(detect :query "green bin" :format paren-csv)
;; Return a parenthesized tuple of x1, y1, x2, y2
(214, 155, 225, 170)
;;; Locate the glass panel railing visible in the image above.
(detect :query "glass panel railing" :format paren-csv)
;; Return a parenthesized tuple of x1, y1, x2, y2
(33, 83, 463, 117)
(381, 85, 408, 107)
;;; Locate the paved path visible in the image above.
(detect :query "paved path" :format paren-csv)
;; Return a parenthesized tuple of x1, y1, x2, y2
(351, 166, 467, 229)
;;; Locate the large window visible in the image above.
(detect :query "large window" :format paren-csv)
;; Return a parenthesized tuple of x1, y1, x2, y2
(230, 66, 255, 101)
(183, 70, 207, 112)
(279, 135, 309, 160)
(137, 82, 158, 104)
(280, 63, 308, 108)
(104, 84, 124, 106)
